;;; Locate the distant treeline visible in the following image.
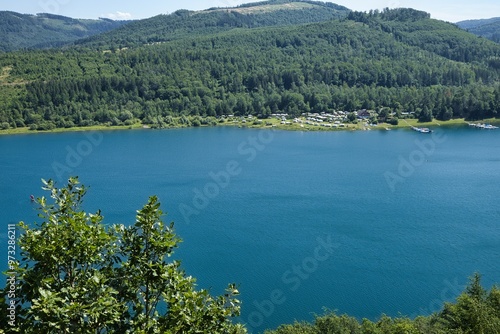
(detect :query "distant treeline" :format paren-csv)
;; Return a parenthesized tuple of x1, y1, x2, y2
(265, 274, 500, 333)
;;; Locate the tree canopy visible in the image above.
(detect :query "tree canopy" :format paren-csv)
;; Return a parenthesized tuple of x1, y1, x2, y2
(1, 177, 245, 333)
(265, 273, 500, 334)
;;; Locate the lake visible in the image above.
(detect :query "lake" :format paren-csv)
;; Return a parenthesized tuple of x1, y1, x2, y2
(1, 126, 499, 332)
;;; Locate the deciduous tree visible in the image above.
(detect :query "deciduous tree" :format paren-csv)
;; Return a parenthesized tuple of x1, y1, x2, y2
(7, 177, 245, 333)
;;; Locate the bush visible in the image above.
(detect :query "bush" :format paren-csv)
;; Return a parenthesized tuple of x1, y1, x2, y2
(64, 120, 75, 128)
(37, 121, 56, 130)
(15, 119, 25, 127)
(80, 119, 95, 127)
(264, 274, 500, 334)
(389, 117, 399, 125)
(111, 117, 122, 126)
(5, 178, 246, 333)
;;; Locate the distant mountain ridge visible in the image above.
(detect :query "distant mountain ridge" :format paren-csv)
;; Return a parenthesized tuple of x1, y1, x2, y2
(0, 11, 130, 52)
(457, 17, 500, 29)
(457, 17, 500, 43)
(0, 1, 351, 52)
(74, 0, 351, 50)
(3, 1, 498, 52)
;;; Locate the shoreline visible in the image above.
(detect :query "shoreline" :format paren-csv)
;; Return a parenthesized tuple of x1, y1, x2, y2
(0, 118, 499, 136)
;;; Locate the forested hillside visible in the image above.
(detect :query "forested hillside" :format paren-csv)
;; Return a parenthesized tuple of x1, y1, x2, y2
(0, 7, 499, 131)
(457, 17, 500, 43)
(74, 0, 350, 50)
(0, 12, 129, 52)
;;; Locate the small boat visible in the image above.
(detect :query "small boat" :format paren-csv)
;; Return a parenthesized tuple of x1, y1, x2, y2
(30, 195, 35, 202)
(468, 122, 498, 129)
(470, 123, 486, 128)
(385, 127, 391, 131)
(412, 126, 432, 133)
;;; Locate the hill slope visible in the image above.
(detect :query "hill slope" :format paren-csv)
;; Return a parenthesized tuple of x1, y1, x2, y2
(74, 0, 350, 50)
(457, 17, 500, 30)
(0, 8, 499, 130)
(457, 17, 500, 43)
(0, 12, 129, 52)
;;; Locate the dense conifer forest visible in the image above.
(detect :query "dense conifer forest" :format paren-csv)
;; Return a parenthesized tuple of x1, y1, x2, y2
(73, 0, 350, 50)
(0, 3, 499, 132)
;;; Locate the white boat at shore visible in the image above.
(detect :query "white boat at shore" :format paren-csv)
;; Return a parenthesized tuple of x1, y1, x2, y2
(412, 126, 432, 133)
(468, 123, 499, 129)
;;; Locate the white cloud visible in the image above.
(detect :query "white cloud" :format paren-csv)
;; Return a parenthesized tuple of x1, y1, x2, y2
(105, 11, 132, 20)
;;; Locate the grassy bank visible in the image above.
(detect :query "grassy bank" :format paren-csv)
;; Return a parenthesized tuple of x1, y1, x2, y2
(0, 123, 145, 136)
(1, 117, 499, 136)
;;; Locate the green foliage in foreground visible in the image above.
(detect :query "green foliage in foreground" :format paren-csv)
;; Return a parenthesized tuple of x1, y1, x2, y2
(1, 178, 499, 333)
(265, 273, 500, 334)
(1, 177, 245, 333)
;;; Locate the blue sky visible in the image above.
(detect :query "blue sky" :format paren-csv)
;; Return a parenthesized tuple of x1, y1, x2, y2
(2, 0, 499, 22)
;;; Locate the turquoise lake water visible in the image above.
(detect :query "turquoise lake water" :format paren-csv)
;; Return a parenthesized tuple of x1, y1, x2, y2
(1, 126, 499, 332)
